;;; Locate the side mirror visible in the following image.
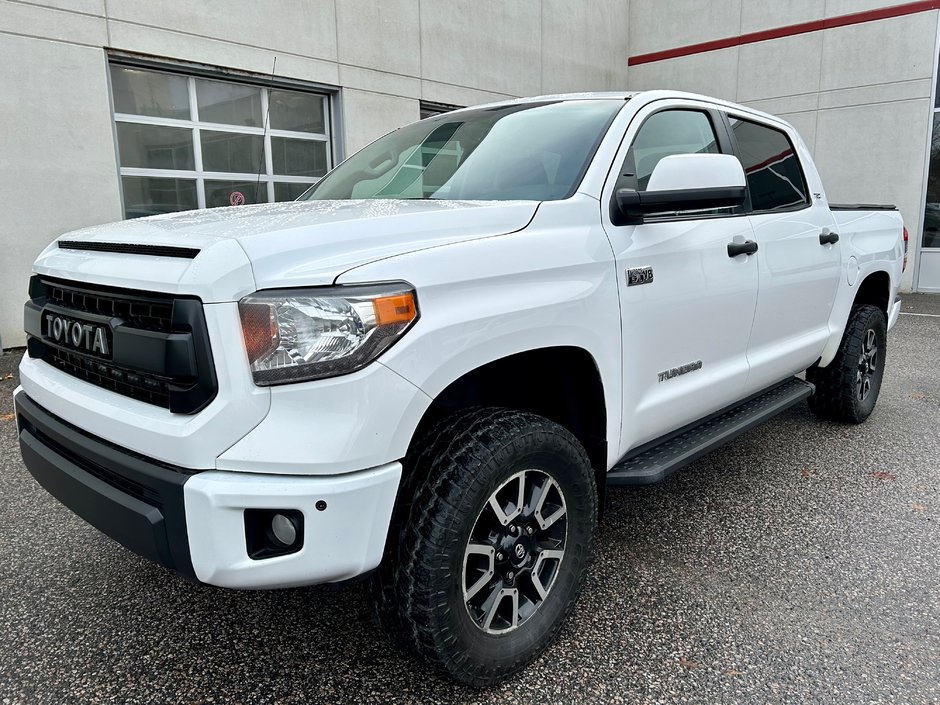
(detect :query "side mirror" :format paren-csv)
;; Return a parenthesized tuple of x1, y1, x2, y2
(613, 153, 747, 224)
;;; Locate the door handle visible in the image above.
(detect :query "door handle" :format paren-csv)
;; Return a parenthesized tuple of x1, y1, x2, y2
(819, 230, 840, 245)
(727, 240, 759, 257)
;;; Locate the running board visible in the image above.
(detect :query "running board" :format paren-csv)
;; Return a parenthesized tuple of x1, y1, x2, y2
(607, 377, 814, 486)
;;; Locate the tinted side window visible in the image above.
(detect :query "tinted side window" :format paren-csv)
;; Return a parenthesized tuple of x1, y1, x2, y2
(729, 117, 809, 211)
(628, 110, 720, 191)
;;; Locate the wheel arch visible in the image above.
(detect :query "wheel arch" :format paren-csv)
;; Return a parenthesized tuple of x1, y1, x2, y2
(820, 268, 893, 367)
(405, 346, 609, 507)
(852, 270, 891, 315)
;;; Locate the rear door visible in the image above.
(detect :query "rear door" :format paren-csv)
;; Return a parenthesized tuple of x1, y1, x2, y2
(725, 114, 841, 390)
(600, 100, 760, 453)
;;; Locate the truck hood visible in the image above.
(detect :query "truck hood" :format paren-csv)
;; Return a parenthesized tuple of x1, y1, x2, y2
(34, 199, 538, 300)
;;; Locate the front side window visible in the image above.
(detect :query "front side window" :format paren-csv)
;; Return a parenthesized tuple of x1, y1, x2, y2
(624, 110, 720, 192)
(110, 64, 332, 219)
(729, 117, 809, 212)
(304, 100, 623, 202)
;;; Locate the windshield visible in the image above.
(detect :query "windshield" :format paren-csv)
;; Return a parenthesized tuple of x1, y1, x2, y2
(302, 99, 623, 202)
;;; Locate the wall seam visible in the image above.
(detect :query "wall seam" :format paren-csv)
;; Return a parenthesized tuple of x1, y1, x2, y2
(734, 0, 743, 102)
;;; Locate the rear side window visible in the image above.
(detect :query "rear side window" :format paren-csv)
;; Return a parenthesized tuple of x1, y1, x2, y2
(728, 117, 809, 211)
(627, 110, 720, 191)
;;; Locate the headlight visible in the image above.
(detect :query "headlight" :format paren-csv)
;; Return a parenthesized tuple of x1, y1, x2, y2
(238, 283, 418, 386)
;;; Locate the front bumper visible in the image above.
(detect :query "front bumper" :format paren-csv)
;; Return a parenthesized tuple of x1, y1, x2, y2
(14, 390, 401, 589)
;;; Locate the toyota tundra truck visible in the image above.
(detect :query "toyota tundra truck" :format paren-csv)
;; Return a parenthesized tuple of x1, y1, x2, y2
(14, 91, 906, 686)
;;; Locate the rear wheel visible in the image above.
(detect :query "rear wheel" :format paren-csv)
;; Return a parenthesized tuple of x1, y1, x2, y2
(807, 304, 887, 423)
(373, 408, 597, 686)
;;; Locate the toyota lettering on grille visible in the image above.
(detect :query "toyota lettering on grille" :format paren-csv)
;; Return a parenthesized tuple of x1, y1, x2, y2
(43, 312, 110, 356)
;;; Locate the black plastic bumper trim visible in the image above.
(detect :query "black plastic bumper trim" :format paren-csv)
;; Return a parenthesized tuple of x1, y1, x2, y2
(15, 392, 200, 582)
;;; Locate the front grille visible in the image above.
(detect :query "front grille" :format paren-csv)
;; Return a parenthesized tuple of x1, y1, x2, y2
(45, 280, 173, 333)
(25, 276, 218, 414)
(47, 347, 170, 409)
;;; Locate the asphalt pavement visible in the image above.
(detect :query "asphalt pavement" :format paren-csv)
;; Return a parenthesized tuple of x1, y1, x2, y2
(1, 296, 938, 704)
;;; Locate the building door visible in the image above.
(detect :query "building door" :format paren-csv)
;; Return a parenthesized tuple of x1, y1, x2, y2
(918, 110, 940, 291)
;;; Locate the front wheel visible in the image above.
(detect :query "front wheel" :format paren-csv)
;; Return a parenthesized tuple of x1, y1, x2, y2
(807, 303, 887, 423)
(376, 408, 597, 686)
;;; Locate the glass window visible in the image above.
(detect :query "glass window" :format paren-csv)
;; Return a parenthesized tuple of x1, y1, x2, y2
(200, 131, 264, 174)
(729, 117, 809, 211)
(121, 176, 197, 218)
(923, 113, 940, 248)
(271, 137, 329, 177)
(115, 123, 195, 170)
(110, 63, 333, 217)
(269, 90, 326, 133)
(629, 110, 719, 191)
(196, 79, 262, 127)
(274, 182, 313, 201)
(204, 180, 267, 208)
(305, 100, 622, 202)
(110, 66, 190, 120)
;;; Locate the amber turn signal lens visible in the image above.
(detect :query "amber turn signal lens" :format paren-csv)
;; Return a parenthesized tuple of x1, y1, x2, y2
(373, 293, 417, 326)
(238, 301, 280, 364)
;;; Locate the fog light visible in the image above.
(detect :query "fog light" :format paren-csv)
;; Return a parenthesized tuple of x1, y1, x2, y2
(271, 513, 298, 546)
(244, 508, 304, 560)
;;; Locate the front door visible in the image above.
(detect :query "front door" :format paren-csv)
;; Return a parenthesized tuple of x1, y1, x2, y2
(601, 104, 760, 453)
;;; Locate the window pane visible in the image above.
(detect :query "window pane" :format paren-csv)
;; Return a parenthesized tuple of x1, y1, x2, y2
(204, 180, 267, 208)
(924, 113, 940, 248)
(730, 117, 808, 211)
(274, 182, 314, 201)
(306, 100, 621, 201)
(116, 123, 195, 170)
(269, 89, 326, 133)
(632, 110, 719, 191)
(196, 79, 262, 127)
(271, 137, 328, 177)
(122, 176, 197, 218)
(110, 66, 190, 120)
(201, 130, 264, 174)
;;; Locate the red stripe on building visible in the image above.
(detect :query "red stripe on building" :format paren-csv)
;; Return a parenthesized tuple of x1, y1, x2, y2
(744, 148, 794, 174)
(628, 0, 940, 66)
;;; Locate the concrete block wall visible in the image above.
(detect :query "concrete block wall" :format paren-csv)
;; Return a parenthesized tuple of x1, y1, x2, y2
(0, 0, 935, 346)
(0, 0, 631, 347)
(626, 0, 939, 292)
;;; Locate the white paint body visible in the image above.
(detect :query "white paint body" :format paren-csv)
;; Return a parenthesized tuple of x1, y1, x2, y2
(17, 91, 904, 589)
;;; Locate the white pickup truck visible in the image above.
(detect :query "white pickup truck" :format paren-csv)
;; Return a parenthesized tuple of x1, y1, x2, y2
(15, 90, 905, 686)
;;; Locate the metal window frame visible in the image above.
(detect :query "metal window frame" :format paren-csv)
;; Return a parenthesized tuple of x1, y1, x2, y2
(913, 12, 940, 291)
(107, 53, 339, 217)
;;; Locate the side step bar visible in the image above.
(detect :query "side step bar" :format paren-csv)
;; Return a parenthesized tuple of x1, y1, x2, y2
(607, 377, 814, 486)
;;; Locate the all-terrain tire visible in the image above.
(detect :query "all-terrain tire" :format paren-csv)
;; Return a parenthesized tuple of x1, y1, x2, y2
(372, 407, 597, 686)
(807, 304, 887, 423)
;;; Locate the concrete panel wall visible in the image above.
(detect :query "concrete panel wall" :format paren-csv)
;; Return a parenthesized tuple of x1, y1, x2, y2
(626, 2, 940, 292)
(0, 31, 123, 349)
(0, 0, 631, 347)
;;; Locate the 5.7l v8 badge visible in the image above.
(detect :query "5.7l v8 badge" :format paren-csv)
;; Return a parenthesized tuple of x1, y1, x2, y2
(627, 266, 653, 286)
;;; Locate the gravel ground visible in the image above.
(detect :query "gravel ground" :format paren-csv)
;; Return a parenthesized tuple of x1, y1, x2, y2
(0, 297, 938, 705)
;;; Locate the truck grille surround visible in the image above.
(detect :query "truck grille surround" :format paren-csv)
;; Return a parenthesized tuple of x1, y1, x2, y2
(23, 276, 218, 414)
